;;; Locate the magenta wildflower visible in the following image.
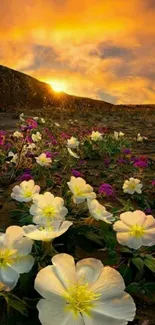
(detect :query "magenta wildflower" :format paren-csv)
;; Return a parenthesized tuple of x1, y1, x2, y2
(61, 132, 70, 139)
(134, 160, 148, 168)
(151, 180, 155, 186)
(0, 131, 6, 145)
(104, 158, 110, 167)
(18, 173, 33, 181)
(99, 183, 114, 196)
(44, 151, 52, 158)
(145, 208, 152, 215)
(117, 158, 126, 165)
(123, 148, 131, 155)
(71, 169, 82, 177)
(26, 118, 38, 129)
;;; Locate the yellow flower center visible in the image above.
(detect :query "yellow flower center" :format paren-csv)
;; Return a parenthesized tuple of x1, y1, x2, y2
(128, 183, 136, 190)
(24, 190, 33, 198)
(129, 224, 145, 238)
(43, 205, 56, 219)
(40, 156, 48, 163)
(64, 283, 101, 317)
(74, 185, 83, 196)
(0, 249, 17, 267)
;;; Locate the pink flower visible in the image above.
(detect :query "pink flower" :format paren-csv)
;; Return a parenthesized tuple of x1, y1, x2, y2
(26, 119, 38, 129)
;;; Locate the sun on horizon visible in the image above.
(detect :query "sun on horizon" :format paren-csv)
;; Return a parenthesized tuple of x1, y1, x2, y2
(47, 80, 68, 93)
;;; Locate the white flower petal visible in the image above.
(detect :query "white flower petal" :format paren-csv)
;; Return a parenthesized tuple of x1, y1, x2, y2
(35, 265, 66, 299)
(90, 266, 125, 297)
(0, 266, 19, 288)
(120, 211, 146, 227)
(113, 221, 129, 233)
(143, 215, 155, 229)
(76, 258, 103, 285)
(93, 292, 136, 321)
(126, 236, 143, 249)
(12, 255, 34, 273)
(14, 237, 33, 255)
(52, 254, 76, 289)
(83, 310, 129, 325)
(37, 299, 84, 325)
(5, 226, 24, 247)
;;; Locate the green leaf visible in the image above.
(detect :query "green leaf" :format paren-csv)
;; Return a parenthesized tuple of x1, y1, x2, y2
(132, 257, 144, 272)
(144, 255, 155, 272)
(7, 295, 28, 316)
(143, 282, 155, 294)
(126, 282, 140, 294)
(119, 264, 133, 285)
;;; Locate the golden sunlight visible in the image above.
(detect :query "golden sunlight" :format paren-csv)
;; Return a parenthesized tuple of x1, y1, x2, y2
(47, 80, 68, 93)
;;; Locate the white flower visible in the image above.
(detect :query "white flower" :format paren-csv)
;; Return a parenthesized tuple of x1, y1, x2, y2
(137, 133, 148, 142)
(27, 143, 36, 150)
(55, 122, 60, 127)
(87, 199, 114, 224)
(67, 136, 79, 149)
(41, 118, 45, 124)
(35, 153, 52, 166)
(8, 151, 18, 164)
(67, 176, 96, 204)
(32, 132, 42, 142)
(113, 210, 155, 249)
(19, 113, 25, 122)
(13, 131, 23, 138)
(119, 131, 125, 137)
(0, 226, 34, 289)
(30, 192, 68, 226)
(23, 221, 72, 242)
(90, 131, 103, 141)
(11, 180, 40, 202)
(123, 177, 143, 195)
(33, 116, 39, 120)
(35, 253, 136, 325)
(114, 131, 124, 140)
(67, 148, 79, 159)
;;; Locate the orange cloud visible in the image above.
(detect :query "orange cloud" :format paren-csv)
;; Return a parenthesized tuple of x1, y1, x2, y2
(0, 0, 155, 103)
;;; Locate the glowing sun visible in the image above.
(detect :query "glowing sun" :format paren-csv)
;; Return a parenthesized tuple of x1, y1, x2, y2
(48, 80, 68, 93)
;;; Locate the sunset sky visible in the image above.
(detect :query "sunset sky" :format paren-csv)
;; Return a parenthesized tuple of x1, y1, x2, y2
(0, 0, 155, 104)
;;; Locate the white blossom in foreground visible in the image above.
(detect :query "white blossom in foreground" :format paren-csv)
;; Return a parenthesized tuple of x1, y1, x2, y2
(67, 176, 96, 204)
(90, 131, 103, 141)
(113, 210, 155, 249)
(123, 177, 143, 195)
(13, 131, 23, 138)
(35, 253, 136, 325)
(114, 131, 125, 140)
(30, 192, 68, 226)
(8, 151, 18, 164)
(67, 148, 79, 159)
(11, 180, 40, 202)
(67, 136, 79, 149)
(32, 132, 42, 142)
(87, 199, 114, 224)
(23, 221, 72, 242)
(35, 153, 52, 166)
(0, 226, 34, 289)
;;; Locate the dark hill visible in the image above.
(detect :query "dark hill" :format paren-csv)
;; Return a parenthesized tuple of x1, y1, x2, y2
(0, 65, 113, 112)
